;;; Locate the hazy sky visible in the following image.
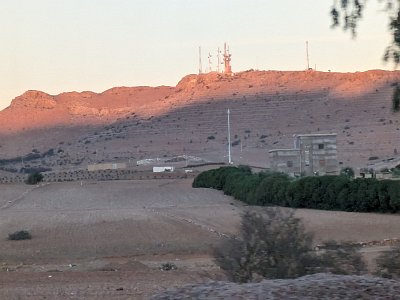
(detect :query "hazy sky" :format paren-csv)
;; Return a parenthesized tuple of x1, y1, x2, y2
(0, 1, 392, 109)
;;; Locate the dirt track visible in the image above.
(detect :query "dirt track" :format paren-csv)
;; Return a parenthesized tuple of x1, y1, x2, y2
(1, 179, 400, 299)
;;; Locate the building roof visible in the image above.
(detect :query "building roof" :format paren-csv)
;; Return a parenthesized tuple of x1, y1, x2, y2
(268, 149, 300, 153)
(294, 133, 337, 138)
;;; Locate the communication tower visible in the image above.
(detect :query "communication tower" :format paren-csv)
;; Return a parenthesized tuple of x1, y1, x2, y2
(223, 42, 232, 74)
(208, 52, 212, 73)
(199, 46, 203, 74)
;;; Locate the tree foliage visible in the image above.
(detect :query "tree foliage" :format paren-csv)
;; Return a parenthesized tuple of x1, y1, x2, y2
(375, 244, 400, 278)
(331, 0, 400, 65)
(25, 172, 43, 185)
(193, 166, 400, 213)
(214, 209, 366, 282)
(340, 166, 355, 178)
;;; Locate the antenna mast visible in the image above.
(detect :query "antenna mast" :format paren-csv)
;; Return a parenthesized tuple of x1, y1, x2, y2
(199, 46, 203, 74)
(223, 42, 232, 74)
(208, 52, 212, 73)
(227, 109, 232, 164)
(217, 47, 221, 72)
(306, 41, 310, 70)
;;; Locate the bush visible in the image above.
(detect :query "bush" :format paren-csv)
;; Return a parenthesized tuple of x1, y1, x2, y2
(215, 209, 315, 282)
(375, 244, 400, 279)
(25, 172, 43, 185)
(317, 241, 366, 275)
(160, 262, 177, 271)
(340, 167, 355, 178)
(8, 230, 32, 241)
(214, 209, 366, 283)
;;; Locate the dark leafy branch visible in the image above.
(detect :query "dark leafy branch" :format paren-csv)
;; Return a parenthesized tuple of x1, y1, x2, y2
(331, 0, 400, 65)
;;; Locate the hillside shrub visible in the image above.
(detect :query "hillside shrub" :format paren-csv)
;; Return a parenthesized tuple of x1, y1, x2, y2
(375, 244, 400, 279)
(193, 166, 400, 213)
(340, 167, 355, 178)
(215, 209, 366, 283)
(25, 172, 43, 185)
(8, 230, 32, 241)
(215, 209, 315, 282)
(316, 241, 366, 275)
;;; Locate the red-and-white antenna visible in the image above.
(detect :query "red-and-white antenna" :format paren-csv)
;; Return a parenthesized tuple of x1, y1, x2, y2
(223, 42, 232, 74)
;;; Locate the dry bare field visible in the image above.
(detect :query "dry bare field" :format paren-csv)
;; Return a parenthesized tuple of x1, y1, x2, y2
(1, 179, 400, 299)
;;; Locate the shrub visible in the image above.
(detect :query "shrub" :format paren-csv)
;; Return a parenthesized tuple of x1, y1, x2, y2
(340, 167, 355, 178)
(231, 140, 241, 147)
(214, 209, 366, 283)
(375, 244, 400, 279)
(316, 241, 366, 275)
(25, 172, 43, 185)
(8, 230, 32, 241)
(214, 209, 315, 282)
(160, 262, 177, 271)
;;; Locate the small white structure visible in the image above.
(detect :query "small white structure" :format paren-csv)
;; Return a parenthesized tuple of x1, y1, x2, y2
(153, 166, 174, 173)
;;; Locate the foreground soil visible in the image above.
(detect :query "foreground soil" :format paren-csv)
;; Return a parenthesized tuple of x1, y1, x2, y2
(1, 179, 400, 299)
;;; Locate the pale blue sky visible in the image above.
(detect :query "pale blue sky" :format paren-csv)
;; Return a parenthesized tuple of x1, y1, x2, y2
(0, 1, 391, 109)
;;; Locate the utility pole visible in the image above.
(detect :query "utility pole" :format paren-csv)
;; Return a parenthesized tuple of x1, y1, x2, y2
(199, 46, 203, 74)
(227, 109, 232, 164)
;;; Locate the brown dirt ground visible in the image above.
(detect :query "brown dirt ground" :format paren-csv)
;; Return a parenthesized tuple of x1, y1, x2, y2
(0, 179, 400, 299)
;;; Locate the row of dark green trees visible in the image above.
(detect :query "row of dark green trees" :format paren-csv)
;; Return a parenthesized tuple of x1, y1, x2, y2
(192, 166, 400, 213)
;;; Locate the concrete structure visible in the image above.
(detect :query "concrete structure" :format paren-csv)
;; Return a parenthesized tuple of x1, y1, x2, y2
(153, 166, 174, 173)
(88, 162, 127, 172)
(269, 133, 338, 176)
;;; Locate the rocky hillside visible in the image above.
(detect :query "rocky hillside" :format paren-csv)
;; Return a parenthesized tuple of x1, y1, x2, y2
(0, 70, 400, 171)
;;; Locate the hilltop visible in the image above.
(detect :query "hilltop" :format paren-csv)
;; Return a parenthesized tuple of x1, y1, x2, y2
(0, 69, 400, 171)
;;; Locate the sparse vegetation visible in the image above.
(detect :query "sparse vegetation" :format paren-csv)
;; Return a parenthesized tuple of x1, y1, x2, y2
(368, 156, 379, 161)
(375, 244, 400, 279)
(160, 262, 178, 271)
(231, 140, 240, 147)
(25, 172, 43, 185)
(340, 167, 355, 178)
(215, 208, 366, 283)
(8, 230, 32, 241)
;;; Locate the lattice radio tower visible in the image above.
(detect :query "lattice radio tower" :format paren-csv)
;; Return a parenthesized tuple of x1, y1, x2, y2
(223, 42, 232, 74)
